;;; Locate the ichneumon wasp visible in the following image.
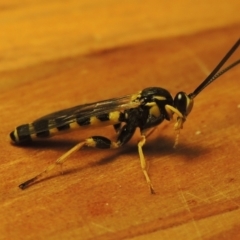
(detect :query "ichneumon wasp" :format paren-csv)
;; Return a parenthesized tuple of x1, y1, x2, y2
(10, 39, 240, 193)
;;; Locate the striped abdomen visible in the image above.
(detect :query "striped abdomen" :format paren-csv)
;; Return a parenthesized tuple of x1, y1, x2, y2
(10, 111, 125, 144)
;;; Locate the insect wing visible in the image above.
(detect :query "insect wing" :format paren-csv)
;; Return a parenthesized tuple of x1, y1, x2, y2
(28, 94, 141, 134)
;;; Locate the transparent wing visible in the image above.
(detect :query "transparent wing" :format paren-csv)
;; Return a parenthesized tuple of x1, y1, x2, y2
(29, 94, 141, 134)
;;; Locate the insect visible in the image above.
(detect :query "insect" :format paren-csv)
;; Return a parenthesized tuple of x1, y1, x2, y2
(10, 39, 239, 194)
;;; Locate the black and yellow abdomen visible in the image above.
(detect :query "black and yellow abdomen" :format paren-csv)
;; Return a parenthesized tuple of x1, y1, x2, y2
(10, 111, 126, 144)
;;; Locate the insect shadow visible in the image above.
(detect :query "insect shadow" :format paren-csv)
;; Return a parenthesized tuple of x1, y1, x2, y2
(15, 134, 209, 179)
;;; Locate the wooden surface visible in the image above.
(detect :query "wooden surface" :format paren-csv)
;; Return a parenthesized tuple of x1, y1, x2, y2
(1, 1, 240, 240)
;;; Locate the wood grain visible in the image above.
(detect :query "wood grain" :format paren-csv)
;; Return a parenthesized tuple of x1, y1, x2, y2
(1, 1, 240, 74)
(1, 1, 240, 240)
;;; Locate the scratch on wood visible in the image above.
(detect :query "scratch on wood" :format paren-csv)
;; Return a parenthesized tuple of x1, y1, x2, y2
(185, 191, 210, 204)
(182, 45, 210, 76)
(91, 221, 115, 233)
(178, 187, 203, 239)
(208, 184, 240, 208)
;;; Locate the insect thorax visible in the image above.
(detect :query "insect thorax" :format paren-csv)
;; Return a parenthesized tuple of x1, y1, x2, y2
(134, 87, 174, 130)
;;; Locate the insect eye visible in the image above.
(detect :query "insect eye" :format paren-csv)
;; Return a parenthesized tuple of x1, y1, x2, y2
(174, 92, 193, 117)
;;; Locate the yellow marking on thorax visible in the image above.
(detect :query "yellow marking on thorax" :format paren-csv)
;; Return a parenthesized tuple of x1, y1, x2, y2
(153, 96, 166, 101)
(149, 104, 161, 118)
(145, 102, 161, 118)
(131, 91, 142, 101)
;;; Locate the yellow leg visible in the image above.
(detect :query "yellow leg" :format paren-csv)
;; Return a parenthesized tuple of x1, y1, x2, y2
(138, 135, 155, 194)
(19, 141, 85, 189)
(142, 127, 156, 139)
(19, 135, 120, 189)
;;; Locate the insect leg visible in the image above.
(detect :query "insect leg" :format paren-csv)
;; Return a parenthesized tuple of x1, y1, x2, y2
(138, 132, 155, 194)
(18, 141, 86, 189)
(19, 136, 124, 190)
(113, 123, 122, 133)
(165, 104, 185, 148)
(116, 120, 156, 193)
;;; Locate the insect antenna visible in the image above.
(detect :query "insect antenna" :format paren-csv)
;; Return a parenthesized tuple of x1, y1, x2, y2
(189, 39, 240, 99)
